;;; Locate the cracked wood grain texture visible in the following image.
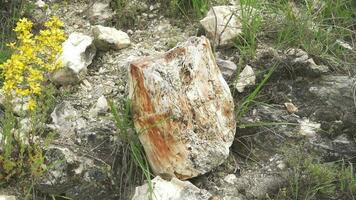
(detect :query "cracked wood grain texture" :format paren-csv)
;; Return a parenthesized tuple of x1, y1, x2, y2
(129, 36, 236, 180)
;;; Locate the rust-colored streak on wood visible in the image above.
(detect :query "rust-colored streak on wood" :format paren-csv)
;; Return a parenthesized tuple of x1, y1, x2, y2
(223, 100, 233, 118)
(137, 113, 177, 161)
(131, 57, 187, 175)
(130, 57, 152, 69)
(130, 63, 155, 113)
(164, 47, 186, 62)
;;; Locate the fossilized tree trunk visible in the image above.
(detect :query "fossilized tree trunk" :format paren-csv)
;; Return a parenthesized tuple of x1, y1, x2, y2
(128, 36, 236, 180)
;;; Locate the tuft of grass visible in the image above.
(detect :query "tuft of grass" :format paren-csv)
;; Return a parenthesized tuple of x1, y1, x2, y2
(275, 146, 356, 200)
(112, 0, 140, 28)
(235, 64, 276, 121)
(190, 0, 209, 18)
(109, 99, 153, 199)
(234, 0, 263, 61)
(161, 0, 211, 19)
(263, 0, 356, 71)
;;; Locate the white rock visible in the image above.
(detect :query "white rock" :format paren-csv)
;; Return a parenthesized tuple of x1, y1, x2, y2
(92, 25, 131, 51)
(336, 39, 353, 50)
(35, 0, 45, 8)
(235, 65, 255, 92)
(276, 161, 286, 170)
(333, 134, 351, 145)
(224, 174, 238, 184)
(299, 118, 320, 138)
(286, 48, 329, 75)
(89, 95, 109, 117)
(200, 6, 242, 46)
(131, 176, 212, 200)
(88, 2, 115, 25)
(96, 95, 108, 112)
(50, 101, 79, 136)
(129, 36, 236, 179)
(216, 58, 237, 80)
(0, 195, 16, 200)
(52, 33, 96, 86)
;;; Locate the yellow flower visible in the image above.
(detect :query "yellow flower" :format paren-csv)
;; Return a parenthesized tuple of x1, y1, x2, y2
(6, 42, 16, 49)
(0, 17, 66, 112)
(28, 99, 36, 111)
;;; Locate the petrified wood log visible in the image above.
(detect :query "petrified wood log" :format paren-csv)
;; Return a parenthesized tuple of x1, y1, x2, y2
(128, 36, 236, 180)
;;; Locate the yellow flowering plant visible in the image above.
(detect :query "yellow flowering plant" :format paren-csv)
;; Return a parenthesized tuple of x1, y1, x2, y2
(0, 16, 65, 111)
(0, 16, 65, 181)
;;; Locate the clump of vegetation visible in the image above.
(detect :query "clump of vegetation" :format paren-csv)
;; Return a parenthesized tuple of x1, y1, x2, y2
(234, 0, 263, 61)
(1, 17, 65, 110)
(112, 0, 213, 29)
(274, 146, 356, 200)
(109, 100, 153, 199)
(0, 0, 36, 64)
(168, 0, 210, 18)
(263, 0, 355, 71)
(112, 0, 142, 28)
(0, 17, 65, 183)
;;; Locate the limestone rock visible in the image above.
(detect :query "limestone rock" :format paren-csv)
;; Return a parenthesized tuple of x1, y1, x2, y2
(200, 6, 242, 46)
(224, 174, 238, 185)
(35, 0, 45, 8)
(89, 95, 109, 117)
(131, 176, 212, 200)
(50, 101, 79, 136)
(37, 145, 109, 198)
(299, 118, 320, 138)
(216, 58, 237, 80)
(92, 25, 131, 51)
(0, 195, 16, 200)
(336, 39, 353, 51)
(52, 33, 96, 86)
(87, 1, 115, 25)
(129, 36, 236, 179)
(286, 48, 329, 76)
(235, 65, 255, 92)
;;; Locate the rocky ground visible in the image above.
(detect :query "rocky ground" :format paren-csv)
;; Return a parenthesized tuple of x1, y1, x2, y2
(1, 0, 355, 199)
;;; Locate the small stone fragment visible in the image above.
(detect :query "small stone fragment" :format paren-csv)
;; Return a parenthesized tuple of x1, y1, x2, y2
(284, 102, 298, 114)
(336, 39, 353, 50)
(35, 0, 45, 8)
(224, 174, 238, 184)
(299, 118, 320, 138)
(235, 65, 255, 92)
(216, 58, 237, 80)
(286, 48, 329, 76)
(50, 101, 79, 136)
(131, 176, 212, 200)
(92, 25, 131, 51)
(89, 95, 109, 117)
(276, 161, 286, 170)
(52, 33, 96, 86)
